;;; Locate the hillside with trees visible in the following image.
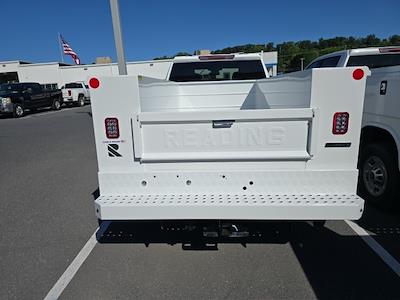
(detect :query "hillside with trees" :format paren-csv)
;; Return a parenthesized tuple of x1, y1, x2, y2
(154, 34, 400, 73)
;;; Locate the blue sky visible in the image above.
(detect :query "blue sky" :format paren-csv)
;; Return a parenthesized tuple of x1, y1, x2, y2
(1, 0, 399, 64)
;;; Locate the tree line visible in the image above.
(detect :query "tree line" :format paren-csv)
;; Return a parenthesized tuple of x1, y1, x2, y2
(154, 34, 400, 73)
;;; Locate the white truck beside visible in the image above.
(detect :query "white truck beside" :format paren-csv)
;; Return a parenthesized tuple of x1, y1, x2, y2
(61, 82, 90, 106)
(89, 53, 368, 226)
(306, 47, 400, 210)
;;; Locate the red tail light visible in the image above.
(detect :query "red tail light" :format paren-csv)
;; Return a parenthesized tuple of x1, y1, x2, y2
(332, 112, 349, 135)
(105, 118, 120, 139)
(68, 90, 71, 96)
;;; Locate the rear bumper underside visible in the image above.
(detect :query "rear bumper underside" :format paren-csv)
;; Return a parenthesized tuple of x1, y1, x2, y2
(95, 193, 364, 220)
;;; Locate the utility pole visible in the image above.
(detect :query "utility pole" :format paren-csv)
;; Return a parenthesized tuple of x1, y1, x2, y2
(300, 57, 305, 71)
(110, 0, 128, 75)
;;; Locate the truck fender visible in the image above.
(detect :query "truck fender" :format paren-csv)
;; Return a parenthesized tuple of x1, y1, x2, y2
(361, 122, 400, 170)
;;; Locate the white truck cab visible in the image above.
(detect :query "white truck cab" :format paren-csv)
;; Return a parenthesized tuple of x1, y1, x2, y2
(166, 53, 269, 82)
(307, 47, 400, 209)
(89, 52, 369, 223)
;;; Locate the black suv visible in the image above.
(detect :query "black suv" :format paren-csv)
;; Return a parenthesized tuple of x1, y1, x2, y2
(0, 82, 62, 118)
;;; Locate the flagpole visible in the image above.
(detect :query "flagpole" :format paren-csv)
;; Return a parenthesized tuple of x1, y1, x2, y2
(58, 33, 64, 63)
(110, 0, 127, 75)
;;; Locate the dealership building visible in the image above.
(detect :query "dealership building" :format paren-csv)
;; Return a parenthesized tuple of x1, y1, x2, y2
(0, 51, 277, 88)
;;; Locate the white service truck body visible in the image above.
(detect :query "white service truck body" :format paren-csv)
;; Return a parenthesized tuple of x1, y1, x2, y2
(90, 55, 368, 221)
(307, 47, 400, 209)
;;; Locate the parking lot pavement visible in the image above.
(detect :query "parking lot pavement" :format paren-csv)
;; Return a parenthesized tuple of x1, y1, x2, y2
(1, 105, 400, 299)
(357, 204, 400, 263)
(0, 105, 98, 299)
(57, 219, 400, 300)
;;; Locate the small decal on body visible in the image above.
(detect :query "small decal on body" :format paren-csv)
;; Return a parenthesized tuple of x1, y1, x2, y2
(102, 139, 126, 144)
(107, 144, 122, 157)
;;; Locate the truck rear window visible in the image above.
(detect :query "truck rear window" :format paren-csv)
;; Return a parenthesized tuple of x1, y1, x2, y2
(346, 54, 400, 69)
(0, 84, 16, 92)
(169, 60, 266, 82)
(306, 56, 341, 69)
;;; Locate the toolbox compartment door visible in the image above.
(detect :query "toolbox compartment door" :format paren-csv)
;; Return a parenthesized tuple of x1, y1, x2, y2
(133, 108, 313, 162)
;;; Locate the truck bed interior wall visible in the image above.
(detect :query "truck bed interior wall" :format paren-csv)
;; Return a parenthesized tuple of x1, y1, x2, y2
(138, 71, 312, 112)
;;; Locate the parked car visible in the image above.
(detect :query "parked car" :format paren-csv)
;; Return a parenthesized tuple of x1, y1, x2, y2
(61, 82, 90, 106)
(0, 82, 62, 118)
(306, 46, 400, 210)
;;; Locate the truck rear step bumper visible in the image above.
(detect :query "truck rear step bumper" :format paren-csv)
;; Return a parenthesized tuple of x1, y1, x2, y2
(95, 193, 364, 220)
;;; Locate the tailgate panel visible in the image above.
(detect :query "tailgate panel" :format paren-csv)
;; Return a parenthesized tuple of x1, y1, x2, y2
(137, 111, 311, 162)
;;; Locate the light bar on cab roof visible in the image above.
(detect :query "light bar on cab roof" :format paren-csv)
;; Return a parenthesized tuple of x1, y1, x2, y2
(379, 47, 400, 53)
(199, 54, 235, 60)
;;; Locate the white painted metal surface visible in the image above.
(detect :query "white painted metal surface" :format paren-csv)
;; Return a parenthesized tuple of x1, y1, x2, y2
(97, 171, 358, 195)
(90, 66, 368, 220)
(95, 194, 363, 220)
(307, 48, 400, 170)
(138, 71, 311, 112)
(19, 62, 63, 86)
(137, 109, 311, 162)
(363, 65, 400, 169)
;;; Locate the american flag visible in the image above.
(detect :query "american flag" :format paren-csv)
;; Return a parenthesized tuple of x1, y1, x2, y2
(60, 35, 81, 65)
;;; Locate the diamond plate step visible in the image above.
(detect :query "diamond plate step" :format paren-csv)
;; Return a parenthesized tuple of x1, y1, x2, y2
(95, 193, 364, 220)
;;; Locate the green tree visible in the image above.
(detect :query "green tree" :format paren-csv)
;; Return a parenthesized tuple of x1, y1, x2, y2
(175, 52, 191, 57)
(154, 34, 400, 73)
(389, 35, 400, 45)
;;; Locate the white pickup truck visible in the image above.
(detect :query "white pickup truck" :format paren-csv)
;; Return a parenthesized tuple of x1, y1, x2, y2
(61, 82, 90, 106)
(166, 53, 269, 82)
(306, 47, 400, 210)
(89, 53, 368, 226)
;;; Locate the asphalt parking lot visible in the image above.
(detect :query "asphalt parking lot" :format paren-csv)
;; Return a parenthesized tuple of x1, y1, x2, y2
(1, 105, 399, 300)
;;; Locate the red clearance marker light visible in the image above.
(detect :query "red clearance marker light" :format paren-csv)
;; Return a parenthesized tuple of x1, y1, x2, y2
(89, 77, 100, 89)
(105, 118, 119, 139)
(332, 112, 349, 135)
(352, 68, 364, 80)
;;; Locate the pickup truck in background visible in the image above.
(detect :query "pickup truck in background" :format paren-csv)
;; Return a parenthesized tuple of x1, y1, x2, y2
(306, 46, 400, 210)
(90, 53, 369, 229)
(166, 53, 268, 82)
(0, 82, 62, 118)
(61, 82, 90, 107)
